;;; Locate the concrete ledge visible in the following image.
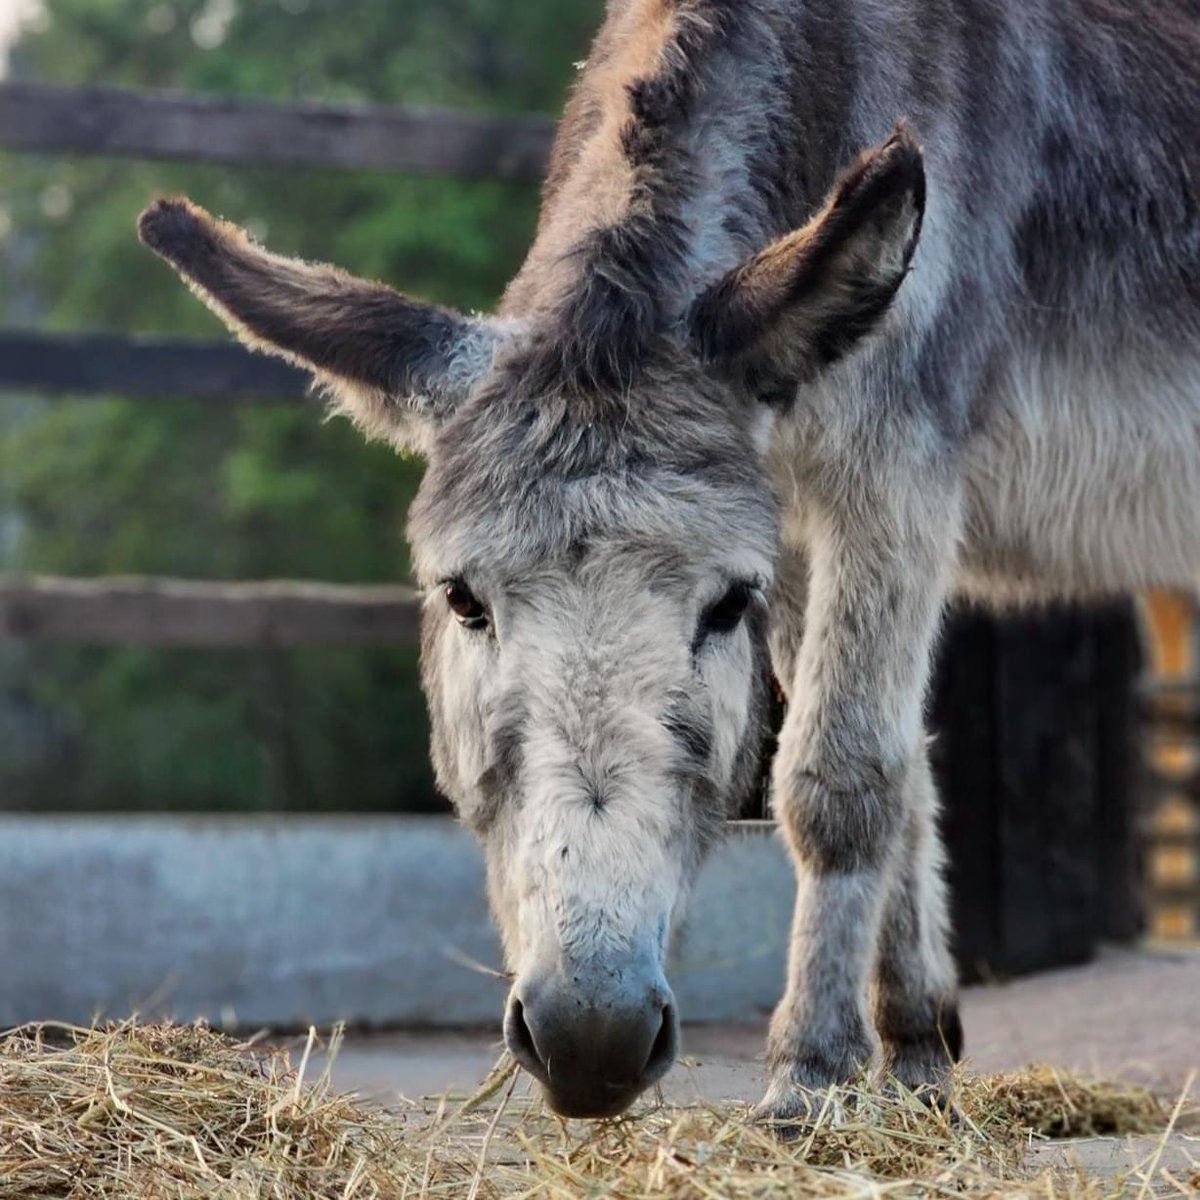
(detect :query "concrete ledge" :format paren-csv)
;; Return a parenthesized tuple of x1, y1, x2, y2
(0, 816, 793, 1028)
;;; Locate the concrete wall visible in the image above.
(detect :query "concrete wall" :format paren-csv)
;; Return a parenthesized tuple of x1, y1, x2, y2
(0, 816, 794, 1028)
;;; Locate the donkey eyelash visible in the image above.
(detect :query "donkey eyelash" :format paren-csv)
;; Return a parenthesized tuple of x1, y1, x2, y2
(431, 575, 486, 600)
(699, 575, 765, 612)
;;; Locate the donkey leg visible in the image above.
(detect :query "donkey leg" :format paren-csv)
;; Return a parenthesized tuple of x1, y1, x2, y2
(757, 481, 958, 1122)
(872, 748, 963, 1095)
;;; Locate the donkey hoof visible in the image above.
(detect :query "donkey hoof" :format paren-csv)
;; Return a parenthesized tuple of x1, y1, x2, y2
(881, 1073, 966, 1129)
(751, 1087, 819, 1137)
(880, 1033, 961, 1103)
(752, 1073, 858, 1137)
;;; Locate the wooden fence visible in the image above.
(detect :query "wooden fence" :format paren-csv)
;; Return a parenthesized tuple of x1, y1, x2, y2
(0, 81, 555, 419)
(0, 82, 549, 646)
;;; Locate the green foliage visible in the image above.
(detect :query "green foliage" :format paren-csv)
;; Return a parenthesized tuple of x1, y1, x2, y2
(0, 0, 602, 811)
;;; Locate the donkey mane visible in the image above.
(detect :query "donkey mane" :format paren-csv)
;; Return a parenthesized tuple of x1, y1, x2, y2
(503, 0, 749, 398)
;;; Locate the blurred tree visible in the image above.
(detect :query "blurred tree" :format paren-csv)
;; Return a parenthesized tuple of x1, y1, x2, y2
(0, 0, 602, 811)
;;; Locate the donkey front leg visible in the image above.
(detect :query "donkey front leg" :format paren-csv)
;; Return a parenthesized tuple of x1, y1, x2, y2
(758, 475, 959, 1121)
(873, 746, 963, 1094)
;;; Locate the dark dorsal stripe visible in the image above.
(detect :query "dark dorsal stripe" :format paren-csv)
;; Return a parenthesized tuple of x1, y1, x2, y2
(509, 0, 744, 397)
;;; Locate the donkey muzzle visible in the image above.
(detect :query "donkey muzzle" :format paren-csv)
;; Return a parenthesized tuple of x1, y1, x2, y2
(504, 959, 678, 1118)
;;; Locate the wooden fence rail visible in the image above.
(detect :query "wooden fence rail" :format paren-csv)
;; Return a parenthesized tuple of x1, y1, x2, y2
(0, 576, 421, 647)
(0, 331, 309, 402)
(0, 82, 556, 180)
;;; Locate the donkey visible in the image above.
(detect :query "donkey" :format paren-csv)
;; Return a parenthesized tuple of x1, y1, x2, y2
(138, 0, 1200, 1120)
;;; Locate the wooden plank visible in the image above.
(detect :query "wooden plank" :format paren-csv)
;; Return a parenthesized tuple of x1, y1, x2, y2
(1149, 883, 1200, 903)
(0, 576, 421, 647)
(1092, 605, 1143, 941)
(1142, 830, 1200, 851)
(0, 331, 308, 401)
(1153, 772, 1200, 805)
(0, 82, 555, 180)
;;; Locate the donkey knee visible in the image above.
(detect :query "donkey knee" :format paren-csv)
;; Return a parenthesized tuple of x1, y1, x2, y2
(776, 764, 903, 874)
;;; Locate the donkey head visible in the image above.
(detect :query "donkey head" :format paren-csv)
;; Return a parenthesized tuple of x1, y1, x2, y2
(138, 127, 923, 1118)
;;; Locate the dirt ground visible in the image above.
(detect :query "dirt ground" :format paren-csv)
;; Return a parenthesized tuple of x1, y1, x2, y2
(323, 944, 1199, 1106)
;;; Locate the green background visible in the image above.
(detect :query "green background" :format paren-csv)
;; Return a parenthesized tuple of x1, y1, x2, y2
(0, 0, 603, 811)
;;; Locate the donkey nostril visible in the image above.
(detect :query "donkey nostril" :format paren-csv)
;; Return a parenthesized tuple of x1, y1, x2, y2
(643, 1004, 677, 1080)
(505, 999, 544, 1075)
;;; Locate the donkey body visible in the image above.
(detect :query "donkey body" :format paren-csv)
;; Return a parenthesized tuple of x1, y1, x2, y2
(140, 0, 1200, 1120)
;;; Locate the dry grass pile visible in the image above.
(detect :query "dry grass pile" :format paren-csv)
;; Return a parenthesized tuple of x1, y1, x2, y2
(0, 1020, 1193, 1199)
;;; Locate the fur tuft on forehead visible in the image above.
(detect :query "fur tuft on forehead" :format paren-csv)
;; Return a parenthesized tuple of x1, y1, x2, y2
(454, 344, 756, 484)
(508, 0, 745, 398)
(408, 346, 775, 581)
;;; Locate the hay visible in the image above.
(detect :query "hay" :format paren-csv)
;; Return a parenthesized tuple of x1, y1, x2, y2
(0, 1020, 1190, 1199)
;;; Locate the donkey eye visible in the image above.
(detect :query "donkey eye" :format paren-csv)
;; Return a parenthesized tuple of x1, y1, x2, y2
(699, 582, 753, 640)
(445, 580, 489, 630)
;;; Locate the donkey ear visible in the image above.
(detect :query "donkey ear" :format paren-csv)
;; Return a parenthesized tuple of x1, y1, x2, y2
(137, 197, 496, 454)
(687, 125, 925, 396)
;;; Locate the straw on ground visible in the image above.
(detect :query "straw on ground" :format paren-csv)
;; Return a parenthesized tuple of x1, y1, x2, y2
(0, 1020, 1193, 1199)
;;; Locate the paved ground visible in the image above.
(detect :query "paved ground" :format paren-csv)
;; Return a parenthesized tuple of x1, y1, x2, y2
(323, 945, 1200, 1107)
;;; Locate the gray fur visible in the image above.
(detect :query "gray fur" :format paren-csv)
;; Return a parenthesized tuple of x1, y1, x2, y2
(139, 0, 1200, 1120)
